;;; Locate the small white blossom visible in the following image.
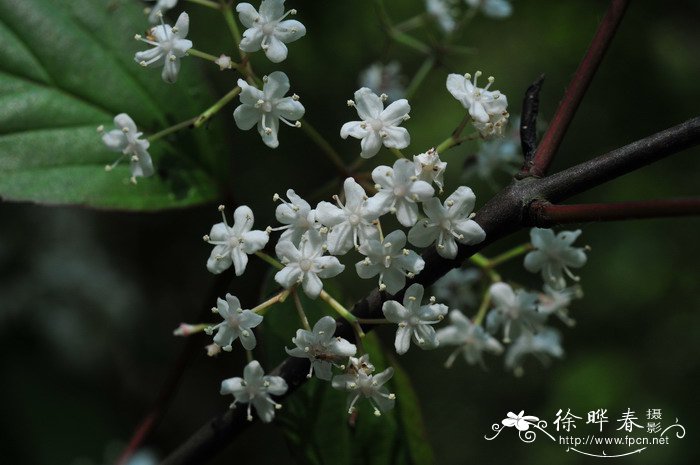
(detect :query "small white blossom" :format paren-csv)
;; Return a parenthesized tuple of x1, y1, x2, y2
(367, 159, 435, 227)
(234, 72, 305, 148)
(467, 119, 522, 184)
(274, 230, 345, 298)
(205, 343, 221, 357)
(215, 54, 233, 70)
(316, 178, 380, 255)
(270, 189, 317, 245)
(472, 110, 510, 138)
(382, 283, 448, 354)
(204, 205, 269, 275)
(236, 0, 306, 63)
(505, 328, 564, 376)
(538, 285, 583, 327)
(446, 71, 508, 124)
(206, 293, 263, 351)
(465, 0, 513, 19)
(341, 88, 411, 159)
(147, 0, 178, 23)
(285, 316, 357, 380)
(98, 113, 153, 182)
(331, 354, 396, 416)
(359, 61, 405, 102)
(486, 282, 545, 343)
(356, 230, 425, 294)
(220, 360, 288, 422)
(134, 12, 192, 83)
(437, 310, 504, 367)
(432, 267, 481, 309)
(426, 0, 459, 33)
(408, 186, 486, 259)
(523, 228, 588, 290)
(414, 148, 447, 193)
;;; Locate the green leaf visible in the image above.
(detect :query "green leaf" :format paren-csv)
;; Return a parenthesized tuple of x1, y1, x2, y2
(0, 0, 224, 210)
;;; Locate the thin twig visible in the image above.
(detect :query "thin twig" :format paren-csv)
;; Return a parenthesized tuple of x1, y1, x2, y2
(527, 198, 700, 226)
(525, 0, 630, 177)
(519, 74, 545, 162)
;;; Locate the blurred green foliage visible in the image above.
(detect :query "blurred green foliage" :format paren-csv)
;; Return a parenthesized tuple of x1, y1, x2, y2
(0, 0, 699, 464)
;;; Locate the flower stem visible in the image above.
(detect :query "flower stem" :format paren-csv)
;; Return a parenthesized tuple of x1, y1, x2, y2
(194, 86, 241, 128)
(488, 243, 534, 268)
(390, 148, 406, 159)
(319, 290, 365, 339)
(472, 290, 492, 326)
(186, 0, 221, 9)
(255, 251, 283, 270)
(435, 110, 478, 153)
(147, 117, 197, 142)
(187, 48, 238, 69)
(469, 253, 501, 282)
(300, 119, 348, 175)
(292, 291, 312, 331)
(355, 318, 393, 325)
(220, 2, 245, 60)
(404, 56, 435, 100)
(245, 350, 254, 363)
(251, 289, 290, 315)
(394, 13, 427, 32)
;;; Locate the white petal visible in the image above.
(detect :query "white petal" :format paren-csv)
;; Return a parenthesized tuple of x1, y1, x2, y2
(360, 131, 383, 158)
(489, 282, 515, 307)
(275, 98, 305, 121)
(231, 248, 249, 276)
(236, 3, 259, 28)
(264, 35, 289, 63)
(161, 56, 181, 84)
(394, 326, 412, 354)
(403, 283, 425, 309)
(274, 265, 302, 289)
(381, 126, 410, 150)
(453, 219, 486, 245)
(395, 200, 419, 227)
(315, 256, 345, 278)
(380, 99, 410, 123)
(264, 71, 291, 99)
(274, 19, 306, 42)
(174, 12, 190, 38)
(240, 28, 264, 52)
(234, 105, 261, 130)
(259, 0, 284, 19)
(315, 201, 345, 227)
(258, 117, 280, 148)
(302, 272, 323, 298)
(382, 300, 409, 323)
(408, 220, 439, 247)
(340, 121, 369, 140)
(353, 87, 383, 120)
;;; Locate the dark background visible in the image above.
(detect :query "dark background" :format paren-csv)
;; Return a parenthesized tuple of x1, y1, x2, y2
(1, 0, 699, 464)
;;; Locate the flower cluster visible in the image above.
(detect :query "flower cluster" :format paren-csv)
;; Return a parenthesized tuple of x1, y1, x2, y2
(425, 0, 514, 34)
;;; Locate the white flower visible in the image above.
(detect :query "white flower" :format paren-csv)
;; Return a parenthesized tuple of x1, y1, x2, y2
(486, 282, 545, 343)
(98, 113, 154, 182)
(340, 88, 411, 158)
(215, 54, 233, 70)
(382, 283, 448, 354)
(271, 189, 317, 245)
(414, 148, 447, 193)
(355, 230, 425, 294)
(538, 285, 583, 327)
(472, 110, 510, 138)
(426, 0, 458, 33)
(316, 178, 380, 255)
(432, 267, 481, 309)
(206, 293, 264, 351)
(446, 71, 508, 123)
(147, 0, 178, 23)
(236, 0, 306, 63)
(220, 360, 288, 422)
(274, 230, 345, 298)
(523, 228, 588, 290)
(331, 354, 396, 416)
(359, 61, 405, 102)
(505, 328, 564, 376)
(468, 120, 521, 184)
(203, 205, 269, 275)
(234, 72, 305, 148)
(134, 12, 192, 83)
(437, 310, 503, 367)
(285, 316, 357, 380)
(408, 186, 486, 259)
(465, 0, 513, 19)
(366, 159, 435, 227)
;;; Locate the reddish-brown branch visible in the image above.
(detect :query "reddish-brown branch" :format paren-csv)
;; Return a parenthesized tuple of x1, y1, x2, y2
(524, 0, 630, 177)
(527, 198, 700, 226)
